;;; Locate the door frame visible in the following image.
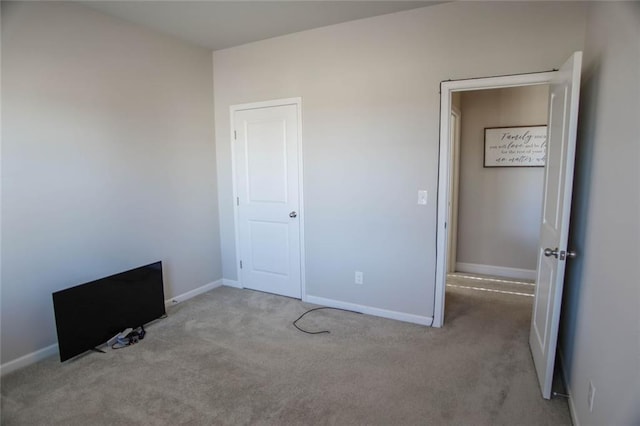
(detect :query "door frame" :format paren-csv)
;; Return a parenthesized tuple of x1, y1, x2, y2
(230, 97, 306, 300)
(434, 72, 556, 328)
(447, 106, 461, 273)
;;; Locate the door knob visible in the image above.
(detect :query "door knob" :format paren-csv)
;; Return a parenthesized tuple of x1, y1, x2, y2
(544, 248, 577, 260)
(289, 211, 297, 218)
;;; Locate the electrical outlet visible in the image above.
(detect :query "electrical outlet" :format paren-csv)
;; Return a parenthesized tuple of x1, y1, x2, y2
(355, 271, 363, 285)
(588, 380, 596, 412)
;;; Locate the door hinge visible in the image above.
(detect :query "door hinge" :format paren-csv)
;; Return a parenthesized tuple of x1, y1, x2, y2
(236, 197, 239, 206)
(234, 130, 237, 140)
(240, 260, 243, 269)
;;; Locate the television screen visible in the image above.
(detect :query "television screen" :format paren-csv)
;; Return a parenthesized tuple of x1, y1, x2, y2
(52, 261, 166, 362)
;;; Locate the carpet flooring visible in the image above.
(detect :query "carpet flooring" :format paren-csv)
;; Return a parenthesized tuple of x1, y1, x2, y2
(1, 281, 571, 425)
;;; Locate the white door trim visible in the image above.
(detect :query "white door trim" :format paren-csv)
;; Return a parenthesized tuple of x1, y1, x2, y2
(229, 97, 305, 299)
(434, 72, 556, 328)
(447, 106, 461, 273)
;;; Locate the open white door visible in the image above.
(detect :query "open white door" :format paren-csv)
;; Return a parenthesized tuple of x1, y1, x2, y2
(529, 52, 582, 399)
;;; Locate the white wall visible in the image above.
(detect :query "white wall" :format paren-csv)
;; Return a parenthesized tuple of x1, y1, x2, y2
(1, 2, 221, 364)
(213, 2, 586, 318)
(456, 86, 548, 274)
(560, 2, 640, 425)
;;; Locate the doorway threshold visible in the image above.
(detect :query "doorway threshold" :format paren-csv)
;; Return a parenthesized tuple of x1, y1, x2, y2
(446, 273, 534, 297)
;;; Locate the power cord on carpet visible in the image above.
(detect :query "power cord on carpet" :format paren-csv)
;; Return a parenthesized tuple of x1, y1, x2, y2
(293, 307, 362, 334)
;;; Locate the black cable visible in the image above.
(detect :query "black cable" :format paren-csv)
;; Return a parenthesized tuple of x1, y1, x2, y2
(292, 307, 362, 335)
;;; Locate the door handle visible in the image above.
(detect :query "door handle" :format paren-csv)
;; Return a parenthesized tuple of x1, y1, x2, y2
(544, 248, 577, 260)
(289, 211, 297, 218)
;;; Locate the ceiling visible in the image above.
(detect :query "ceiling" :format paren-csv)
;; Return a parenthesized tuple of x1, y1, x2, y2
(82, 1, 441, 51)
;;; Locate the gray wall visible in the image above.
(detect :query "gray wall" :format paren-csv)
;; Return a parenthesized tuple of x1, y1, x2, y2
(1, 2, 221, 363)
(213, 2, 586, 318)
(456, 86, 548, 272)
(560, 2, 640, 425)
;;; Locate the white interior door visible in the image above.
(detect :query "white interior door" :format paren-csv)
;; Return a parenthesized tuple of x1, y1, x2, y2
(234, 102, 302, 299)
(529, 52, 582, 399)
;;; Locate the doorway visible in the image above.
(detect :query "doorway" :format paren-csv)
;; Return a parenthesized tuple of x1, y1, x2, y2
(434, 52, 582, 399)
(447, 85, 549, 285)
(231, 98, 305, 299)
(435, 72, 556, 329)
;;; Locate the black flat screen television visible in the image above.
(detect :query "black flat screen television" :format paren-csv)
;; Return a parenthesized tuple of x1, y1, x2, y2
(52, 261, 166, 362)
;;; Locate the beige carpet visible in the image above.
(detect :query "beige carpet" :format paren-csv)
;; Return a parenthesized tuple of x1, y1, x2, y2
(1, 282, 570, 425)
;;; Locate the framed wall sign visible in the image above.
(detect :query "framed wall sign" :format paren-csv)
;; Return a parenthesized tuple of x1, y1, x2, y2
(484, 125, 547, 167)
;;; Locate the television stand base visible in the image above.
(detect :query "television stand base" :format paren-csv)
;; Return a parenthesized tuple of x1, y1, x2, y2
(91, 347, 106, 354)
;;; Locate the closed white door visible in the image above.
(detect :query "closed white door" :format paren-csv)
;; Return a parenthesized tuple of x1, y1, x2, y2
(529, 52, 582, 399)
(233, 102, 302, 299)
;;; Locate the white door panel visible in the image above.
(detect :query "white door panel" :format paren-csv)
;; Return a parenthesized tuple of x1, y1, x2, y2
(532, 253, 554, 347)
(529, 52, 582, 399)
(234, 103, 301, 299)
(246, 120, 289, 203)
(249, 220, 290, 275)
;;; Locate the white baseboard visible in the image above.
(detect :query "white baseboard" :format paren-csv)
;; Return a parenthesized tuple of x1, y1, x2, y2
(222, 279, 242, 289)
(164, 279, 223, 308)
(1, 343, 59, 377)
(455, 262, 536, 281)
(304, 295, 433, 326)
(558, 350, 580, 426)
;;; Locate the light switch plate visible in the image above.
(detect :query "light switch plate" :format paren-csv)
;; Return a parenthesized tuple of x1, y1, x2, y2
(417, 190, 428, 205)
